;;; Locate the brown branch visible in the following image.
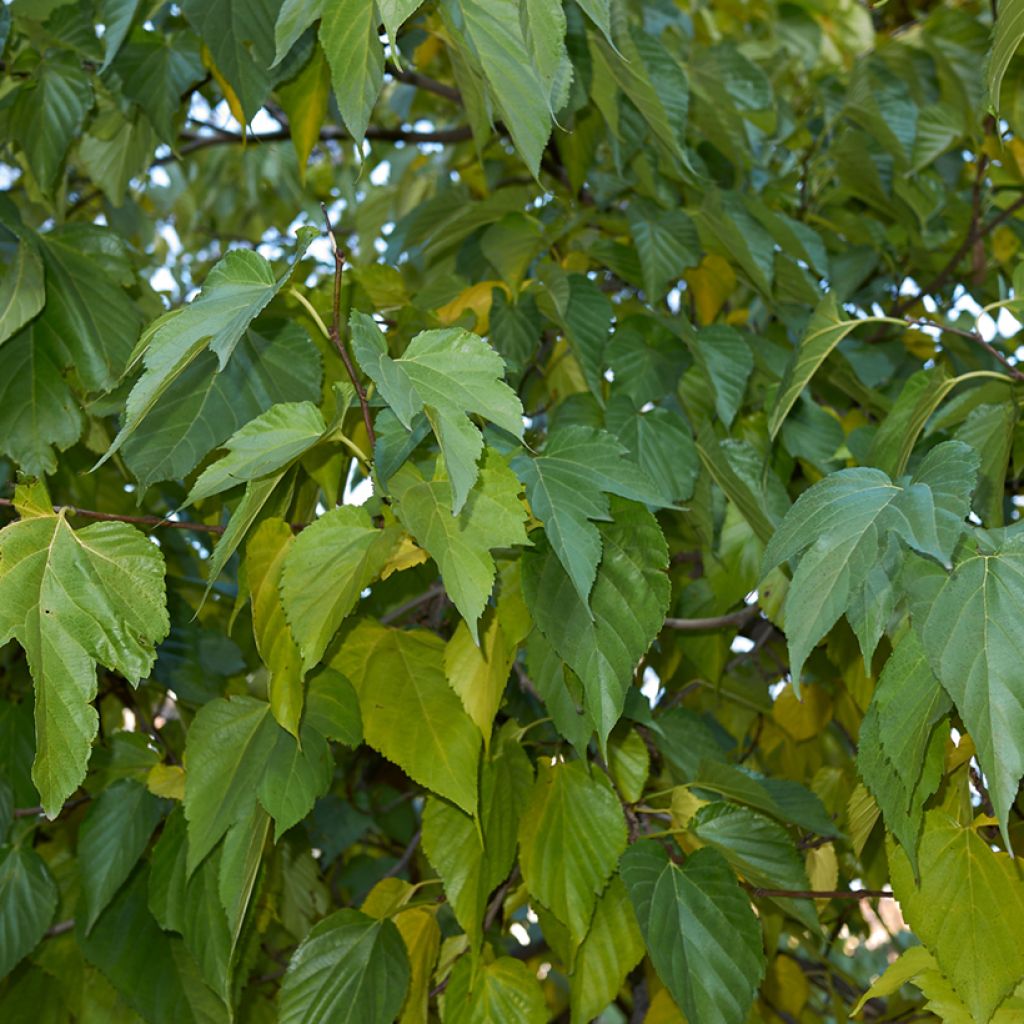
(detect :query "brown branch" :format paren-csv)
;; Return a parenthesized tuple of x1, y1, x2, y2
(385, 62, 462, 104)
(320, 203, 376, 447)
(44, 919, 75, 938)
(379, 583, 445, 625)
(382, 828, 421, 879)
(904, 316, 1024, 381)
(663, 606, 758, 631)
(14, 795, 91, 819)
(0, 496, 226, 534)
(744, 884, 892, 901)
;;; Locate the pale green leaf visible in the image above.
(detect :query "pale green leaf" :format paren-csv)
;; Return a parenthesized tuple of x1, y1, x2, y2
(379, 1, 422, 49)
(218, 802, 271, 948)
(274, 0, 323, 65)
(319, 0, 384, 143)
(278, 909, 410, 1024)
(334, 621, 481, 815)
(98, 0, 140, 69)
(917, 532, 1024, 843)
(0, 511, 168, 816)
(768, 293, 900, 439)
(627, 200, 699, 301)
(989, 0, 1024, 109)
(188, 401, 325, 505)
(246, 518, 304, 737)
(517, 759, 627, 948)
(568, 876, 644, 1024)
(79, 778, 165, 932)
(389, 453, 529, 641)
(103, 239, 316, 466)
(0, 233, 44, 346)
(182, 695, 277, 873)
(350, 312, 523, 514)
(889, 812, 1024, 1023)
(512, 425, 673, 603)
(442, 957, 546, 1024)
(458, 0, 552, 175)
(522, 499, 669, 746)
(0, 846, 57, 981)
(620, 842, 765, 1024)
(280, 506, 405, 672)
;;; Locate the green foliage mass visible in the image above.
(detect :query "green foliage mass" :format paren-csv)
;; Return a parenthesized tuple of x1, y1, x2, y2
(5, 1, 1024, 1021)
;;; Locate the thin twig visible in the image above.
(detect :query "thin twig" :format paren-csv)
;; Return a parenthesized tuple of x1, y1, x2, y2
(482, 870, 519, 932)
(905, 316, 1024, 381)
(383, 829, 421, 879)
(13, 795, 91, 819)
(44, 919, 75, 938)
(0, 496, 227, 534)
(320, 204, 376, 447)
(380, 583, 445, 625)
(744, 884, 892, 900)
(384, 62, 462, 104)
(663, 606, 758, 631)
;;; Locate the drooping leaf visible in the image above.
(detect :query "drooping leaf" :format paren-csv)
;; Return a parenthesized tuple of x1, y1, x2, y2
(389, 453, 529, 641)
(989, 0, 1024, 109)
(0, 507, 168, 816)
(517, 759, 627, 949)
(620, 842, 765, 1024)
(916, 531, 1024, 843)
(0, 231, 44, 346)
(182, 695, 277, 873)
(350, 312, 524, 514)
(523, 498, 669, 746)
(319, 0, 384, 143)
(278, 909, 410, 1024)
(442, 956, 547, 1024)
(79, 778, 165, 932)
(889, 812, 1024, 1023)
(512, 425, 674, 603)
(258, 723, 332, 841)
(0, 845, 57, 981)
(626, 199, 699, 301)
(334, 621, 481, 815)
(280, 507, 405, 672)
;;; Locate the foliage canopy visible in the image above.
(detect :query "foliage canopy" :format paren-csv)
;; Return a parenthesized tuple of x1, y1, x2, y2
(4, 0, 1024, 1021)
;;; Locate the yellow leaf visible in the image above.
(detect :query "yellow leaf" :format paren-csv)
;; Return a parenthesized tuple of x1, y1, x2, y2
(683, 254, 735, 325)
(201, 44, 246, 130)
(763, 955, 809, 1018)
(670, 787, 708, 831)
(276, 44, 330, 184)
(1007, 137, 1024, 178)
(846, 783, 879, 857)
(147, 763, 185, 801)
(645, 987, 688, 1023)
(362, 877, 416, 918)
(994, 225, 1021, 264)
(805, 842, 838, 903)
(545, 338, 589, 400)
(436, 281, 508, 333)
(772, 682, 832, 741)
(380, 535, 429, 580)
(561, 251, 590, 273)
(395, 907, 441, 1024)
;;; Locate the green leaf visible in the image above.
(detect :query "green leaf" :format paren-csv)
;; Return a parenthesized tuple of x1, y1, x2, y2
(0, 510, 168, 816)
(956, 401, 1016, 527)
(620, 842, 765, 1024)
(102, 239, 316, 467)
(442, 956, 546, 1024)
(761, 460, 971, 687)
(768, 293, 900, 439)
(695, 325, 754, 428)
(334, 621, 481, 815)
(0, 232, 44, 346)
(889, 812, 1024, 1023)
(0, 846, 57, 981)
(273, 0, 323, 65)
(304, 666, 362, 746)
(517, 759, 627, 948)
(916, 532, 1024, 843)
(182, 695, 277, 873)
(246, 518, 305, 737)
(122, 321, 323, 491)
(989, 0, 1024, 108)
(182, 0, 277, 120)
(280, 506, 405, 672)
(79, 778, 165, 932)
(568, 876, 645, 1024)
(98, 0, 140, 69)
(188, 401, 326, 505)
(421, 726, 532, 945)
(218, 802, 271, 948)
(319, 0, 384, 143)
(690, 802, 819, 931)
(378, 0, 422, 49)
(350, 312, 524, 514)
(389, 453, 529, 641)
(627, 200, 699, 301)
(512, 425, 673, 604)
(278, 909, 410, 1024)
(258, 724, 332, 841)
(7, 53, 92, 191)
(457, 0, 553, 175)
(523, 498, 669, 746)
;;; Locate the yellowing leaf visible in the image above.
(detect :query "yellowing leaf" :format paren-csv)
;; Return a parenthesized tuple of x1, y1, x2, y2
(147, 764, 185, 801)
(436, 281, 509, 334)
(684, 254, 735, 325)
(276, 44, 330, 183)
(772, 683, 832, 742)
(380, 535, 429, 580)
(201, 43, 246, 130)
